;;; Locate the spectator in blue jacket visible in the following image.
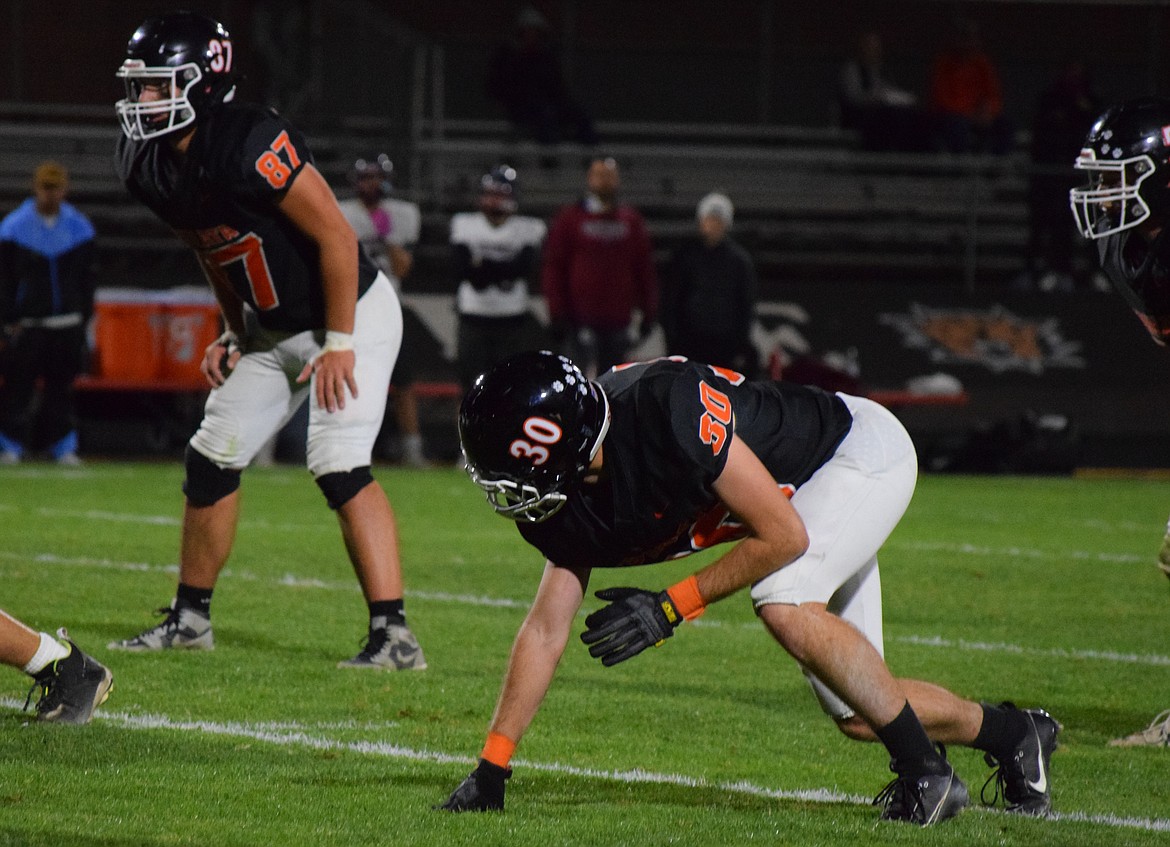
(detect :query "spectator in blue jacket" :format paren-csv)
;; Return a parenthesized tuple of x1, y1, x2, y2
(0, 161, 96, 465)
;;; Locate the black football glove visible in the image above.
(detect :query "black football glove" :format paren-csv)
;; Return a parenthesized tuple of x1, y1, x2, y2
(580, 587, 682, 666)
(434, 759, 512, 812)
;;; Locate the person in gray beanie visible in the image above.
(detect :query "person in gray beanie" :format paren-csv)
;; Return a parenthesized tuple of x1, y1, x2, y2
(661, 192, 758, 375)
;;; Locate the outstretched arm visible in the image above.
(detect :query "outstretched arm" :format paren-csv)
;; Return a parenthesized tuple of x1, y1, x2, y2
(439, 559, 589, 811)
(489, 560, 588, 741)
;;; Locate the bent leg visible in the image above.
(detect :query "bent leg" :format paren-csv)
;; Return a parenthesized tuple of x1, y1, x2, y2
(838, 678, 983, 745)
(760, 601, 907, 728)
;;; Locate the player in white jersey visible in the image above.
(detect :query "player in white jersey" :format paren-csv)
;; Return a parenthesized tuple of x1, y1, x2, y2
(449, 165, 547, 391)
(338, 155, 428, 466)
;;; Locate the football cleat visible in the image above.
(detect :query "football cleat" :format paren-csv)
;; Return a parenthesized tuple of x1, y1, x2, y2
(1109, 710, 1170, 748)
(26, 629, 114, 724)
(107, 603, 214, 651)
(338, 622, 426, 670)
(873, 746, 969, 826)
(981, 703, 1061, 815)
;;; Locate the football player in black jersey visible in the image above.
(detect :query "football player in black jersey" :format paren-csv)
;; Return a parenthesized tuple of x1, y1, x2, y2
(438, 351, 1059, 823)
(1071, 96, 1170, 746)
(106, 11, 424, 670)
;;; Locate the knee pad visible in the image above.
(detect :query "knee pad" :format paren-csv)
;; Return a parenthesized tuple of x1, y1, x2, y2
(315, 466, 374, 510)
(183, 445, 242, 507)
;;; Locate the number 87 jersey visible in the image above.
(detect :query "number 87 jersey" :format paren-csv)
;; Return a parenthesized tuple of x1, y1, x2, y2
(116, 101, 379, 334)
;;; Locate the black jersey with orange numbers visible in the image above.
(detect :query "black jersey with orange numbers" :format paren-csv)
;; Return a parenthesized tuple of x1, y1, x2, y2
(116, 102, 377, 333)
(518, 357, 853, 568)
(1098, 229, 1170, 345)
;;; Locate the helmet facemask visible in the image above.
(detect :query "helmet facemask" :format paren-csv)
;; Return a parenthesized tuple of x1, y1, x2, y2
(464, 471, 569, 523)
(117, 60, 206, 141)
(1070, 149, 1156, 239)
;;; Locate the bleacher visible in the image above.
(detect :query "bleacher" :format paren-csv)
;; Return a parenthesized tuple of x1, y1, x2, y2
(397, 116, 1032, 290)
(0, 108, 1033, 295)
(0, 108, 1037, 458)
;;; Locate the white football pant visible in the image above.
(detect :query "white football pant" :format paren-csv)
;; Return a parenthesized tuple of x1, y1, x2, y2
(750, 393, 918, 719)
(189, 272, 401, 477)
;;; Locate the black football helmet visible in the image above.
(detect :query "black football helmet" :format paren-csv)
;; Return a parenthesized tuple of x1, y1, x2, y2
(1070, 96, 1170, 239)
(116, 11, 238, 141)
(480, 164, 519, 215)
(351, 154, 394, 196)
(459, 351, 610, 523)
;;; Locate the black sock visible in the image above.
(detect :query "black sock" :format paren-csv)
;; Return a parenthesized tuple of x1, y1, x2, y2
(875, 702, 945, 774)
(176, 582, 213, 617)
(973, 702, 1028, 760)
(369, 599, 405, 627)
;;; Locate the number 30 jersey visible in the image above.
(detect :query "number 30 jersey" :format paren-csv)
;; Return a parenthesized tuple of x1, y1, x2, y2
(116, 102, 378, 333)
(519, 358, 853, 568)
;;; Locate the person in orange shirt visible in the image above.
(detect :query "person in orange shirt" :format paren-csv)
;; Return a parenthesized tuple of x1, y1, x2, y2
(928, 19, 1014, 155)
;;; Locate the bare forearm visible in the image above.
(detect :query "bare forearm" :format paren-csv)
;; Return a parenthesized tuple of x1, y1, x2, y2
(320, 238, 359, 334)
(388, 244, 413, 281)
(488, 615, 570, 742)
(693, 534, 804, 605)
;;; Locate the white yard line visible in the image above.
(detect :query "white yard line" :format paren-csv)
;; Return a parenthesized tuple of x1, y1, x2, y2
(10, 503, 1162, 554)
(2, 548, 1168, 665)
(888, 538, 1147, 564)
(3, 698, 1167, 833)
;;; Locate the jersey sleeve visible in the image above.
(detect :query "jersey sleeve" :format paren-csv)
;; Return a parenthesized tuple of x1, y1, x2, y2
(665, 367, 734, 484)
(521, 216, 548, 247)
(389, 201, 421, 247)
(233, 112, 311, 204)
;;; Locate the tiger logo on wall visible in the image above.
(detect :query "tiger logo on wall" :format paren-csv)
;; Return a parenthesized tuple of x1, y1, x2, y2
(879, 303, 1085, 374)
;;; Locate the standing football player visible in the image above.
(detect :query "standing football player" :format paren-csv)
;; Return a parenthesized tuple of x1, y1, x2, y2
(337, 154, 429, 468)
(1070, 95, 1170, 746)
(107, 11, 424, 670)
(438, 351, 1059, 824)
(450, 164, 547, 393)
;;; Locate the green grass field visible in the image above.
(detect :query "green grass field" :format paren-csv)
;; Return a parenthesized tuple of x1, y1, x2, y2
(1, 462, 1168, 846)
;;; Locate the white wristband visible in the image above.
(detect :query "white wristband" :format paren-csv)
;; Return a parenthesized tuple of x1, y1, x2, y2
(216, 330, 239, 347)
(322, 331, 354, 353)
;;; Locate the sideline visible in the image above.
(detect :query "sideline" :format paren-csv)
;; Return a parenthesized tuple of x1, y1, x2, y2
(2, 548, 1168, 667)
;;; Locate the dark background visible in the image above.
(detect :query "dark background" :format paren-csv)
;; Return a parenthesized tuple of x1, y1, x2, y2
(3, 1, 1167, 133)
(4, 0, 1170, 466)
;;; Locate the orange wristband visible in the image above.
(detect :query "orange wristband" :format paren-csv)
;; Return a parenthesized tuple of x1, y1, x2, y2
(666, 575, 706, 621)
(481, 731, 517, 768)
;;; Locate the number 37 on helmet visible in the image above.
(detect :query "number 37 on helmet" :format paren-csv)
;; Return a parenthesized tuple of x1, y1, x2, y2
(115, 11, 238, 142)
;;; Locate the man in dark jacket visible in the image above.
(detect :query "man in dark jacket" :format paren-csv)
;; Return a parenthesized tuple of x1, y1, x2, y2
(662, 192, 758, 377)
(0, 161, 96, 465)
